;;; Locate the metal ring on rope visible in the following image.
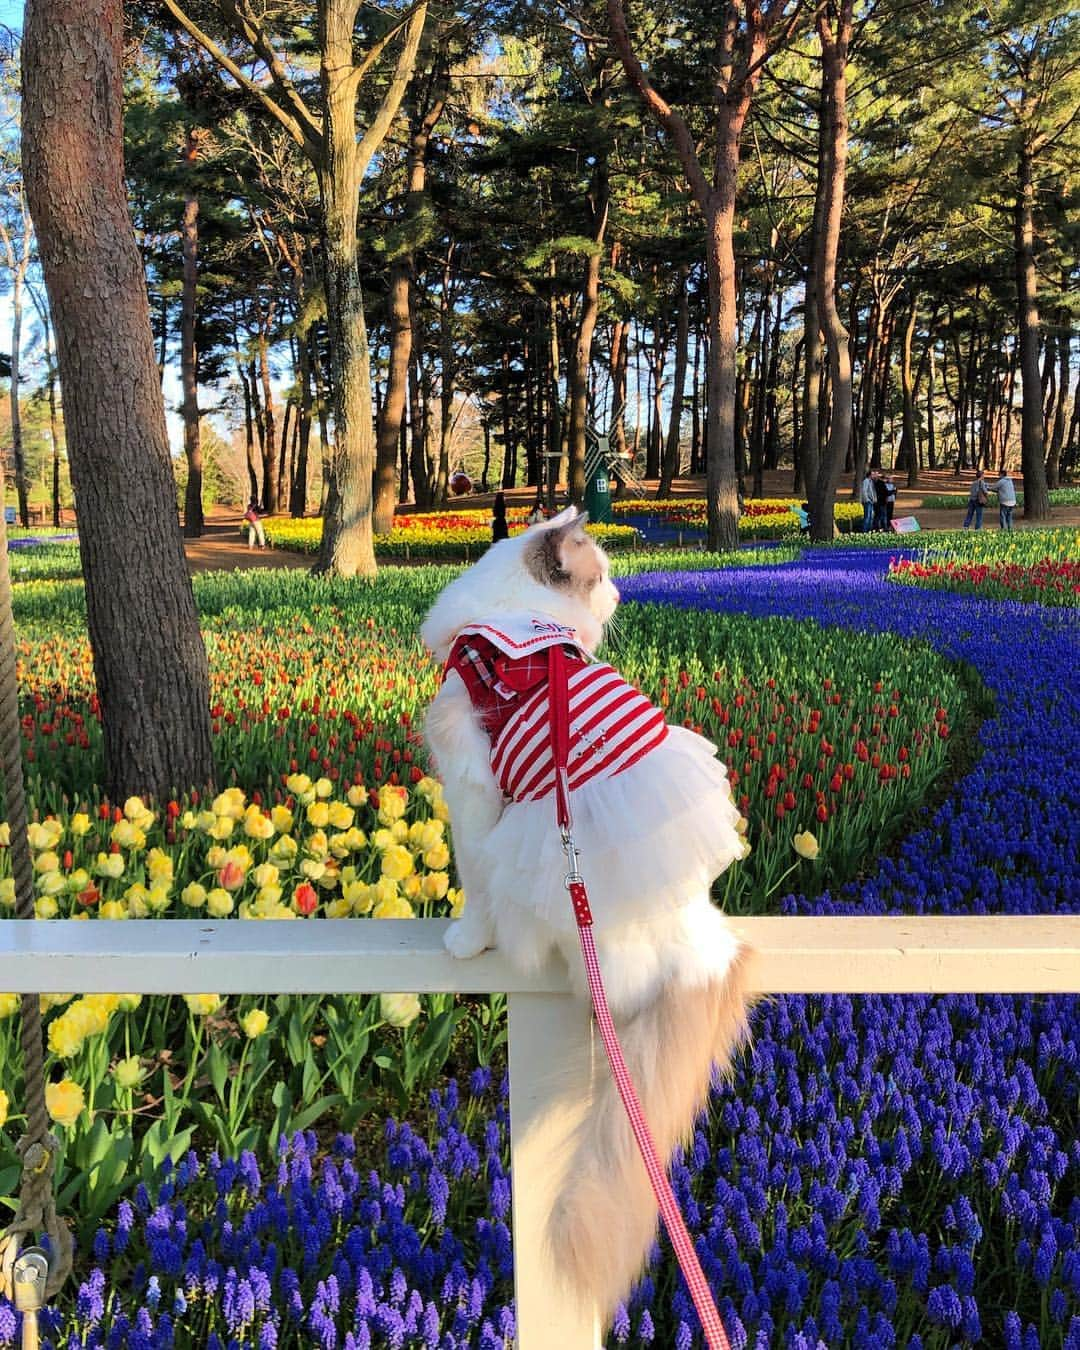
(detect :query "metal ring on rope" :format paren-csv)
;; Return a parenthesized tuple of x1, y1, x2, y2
(0, 497, 73, 1305)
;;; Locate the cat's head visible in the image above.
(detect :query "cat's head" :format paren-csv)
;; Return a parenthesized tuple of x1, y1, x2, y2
(420, 506, 619, 660)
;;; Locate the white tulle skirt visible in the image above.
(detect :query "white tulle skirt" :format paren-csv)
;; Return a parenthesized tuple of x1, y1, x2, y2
(475, 726, 744, 933)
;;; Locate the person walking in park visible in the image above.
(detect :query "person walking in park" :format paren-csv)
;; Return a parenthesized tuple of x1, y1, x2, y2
(491, 492, 510, 543)
(963, 470, 989, 529)
(885, 473, 897, 526)
(994, 468, 1017, 531)
(873, 471, 889, 531)
(861, 470, 876, 532)
(244, 499, 267, 549)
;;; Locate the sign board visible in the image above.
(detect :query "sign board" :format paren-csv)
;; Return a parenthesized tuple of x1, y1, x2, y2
(891, 516, 921, 534)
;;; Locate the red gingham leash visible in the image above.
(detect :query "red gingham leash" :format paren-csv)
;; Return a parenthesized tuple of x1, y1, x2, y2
(547, 643, 732, 1350)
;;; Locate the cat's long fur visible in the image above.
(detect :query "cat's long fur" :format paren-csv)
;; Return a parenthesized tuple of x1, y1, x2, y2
(421, 508, 752, 1326)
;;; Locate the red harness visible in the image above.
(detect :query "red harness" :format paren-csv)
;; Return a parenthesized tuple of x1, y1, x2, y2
(547, 643, 733, 1350)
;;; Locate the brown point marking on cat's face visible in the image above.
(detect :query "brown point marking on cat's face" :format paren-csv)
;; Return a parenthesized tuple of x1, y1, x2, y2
(524, 514, 595, 590)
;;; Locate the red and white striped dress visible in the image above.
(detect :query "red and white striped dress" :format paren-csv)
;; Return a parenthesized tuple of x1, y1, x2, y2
(445, 615, 744, 931)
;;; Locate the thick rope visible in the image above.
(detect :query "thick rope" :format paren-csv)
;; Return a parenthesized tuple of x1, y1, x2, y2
(0, 501, 73, 1302)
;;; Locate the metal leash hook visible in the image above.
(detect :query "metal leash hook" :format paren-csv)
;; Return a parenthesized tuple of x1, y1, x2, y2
(12, 1246, 49, 1350)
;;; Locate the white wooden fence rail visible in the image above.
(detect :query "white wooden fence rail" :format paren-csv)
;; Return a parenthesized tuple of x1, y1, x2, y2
(3, 916, 1079, 1349)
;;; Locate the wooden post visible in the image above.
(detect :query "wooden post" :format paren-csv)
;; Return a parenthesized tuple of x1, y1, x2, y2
(508, 992, 601, 1349)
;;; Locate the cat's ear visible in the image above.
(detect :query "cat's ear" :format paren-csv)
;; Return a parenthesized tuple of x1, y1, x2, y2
(524, 507, 590, 587)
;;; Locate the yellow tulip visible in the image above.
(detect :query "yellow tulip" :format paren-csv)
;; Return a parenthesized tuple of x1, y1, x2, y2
(181, 883, 208, 910)
(793, 831, 820, 861)
(99, 900, 127, 920)
(381, 844, 414, 881)
(45, 1078, 85, 1128)
(112, 1056, 143, 1090)
(380, 993, 421, 1027)
(70, 813, 91, 837)
(184, 994, 222, 1017)
(306, 800, 330, 829)
(0, 1087, 8, 1128)
(207, 888, 236, 918)
(270, 804, 294, 834)
(241, 1008, 269, 1039)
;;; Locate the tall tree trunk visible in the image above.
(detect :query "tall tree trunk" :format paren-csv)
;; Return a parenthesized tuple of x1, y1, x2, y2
(808, 0, 854, 543)
(180, 164, 204, 536)
(800, 100, 829, 502)
(927, 340, 938, 471)
(435, 250, 455, 507)
(408, 345, 430, 508)
(315, 1, 427, 574)
(567, 156, 610, 505)
(291, 327, 314, 516)
(256, 306, 278, 512)
(898, 297, 919, 485)
(1045, 320, 1069, 490)
(23, 0, 214, 799)
(8, 262, 29, 527)
(45, 323, 63, 527)
(1014, 135, 1049, 515)
(374, 72, 445, 531)
(660, 266, 690, 496)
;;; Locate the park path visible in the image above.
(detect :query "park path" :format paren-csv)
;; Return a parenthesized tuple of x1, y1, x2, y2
(185, 471, 1080, 575)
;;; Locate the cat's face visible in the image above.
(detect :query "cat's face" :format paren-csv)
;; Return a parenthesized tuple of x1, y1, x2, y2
(524, 511, 620, 628)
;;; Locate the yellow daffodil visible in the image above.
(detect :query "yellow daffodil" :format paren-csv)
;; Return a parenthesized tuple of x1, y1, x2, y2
(45, 1078, 85, 1128)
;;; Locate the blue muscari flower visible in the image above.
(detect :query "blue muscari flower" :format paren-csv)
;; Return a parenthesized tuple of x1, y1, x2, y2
(0, 1303, 16, 1345)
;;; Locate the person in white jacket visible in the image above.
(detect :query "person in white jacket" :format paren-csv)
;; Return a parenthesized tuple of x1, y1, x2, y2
(994, 470, 1017, 530)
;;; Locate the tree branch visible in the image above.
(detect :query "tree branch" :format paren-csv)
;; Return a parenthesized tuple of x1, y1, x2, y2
(223, 0, 323, 150)
(605, 0, 711, 209)
(161, 0, 324, 163)
(354, 3, 430, 184)
(347, 0, 430, 100)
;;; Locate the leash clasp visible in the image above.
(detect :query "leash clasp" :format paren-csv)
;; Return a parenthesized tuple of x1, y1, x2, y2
(560, 825, 583, 888)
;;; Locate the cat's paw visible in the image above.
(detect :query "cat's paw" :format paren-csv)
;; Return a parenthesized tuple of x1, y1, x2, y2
(444, 918, 493, 960)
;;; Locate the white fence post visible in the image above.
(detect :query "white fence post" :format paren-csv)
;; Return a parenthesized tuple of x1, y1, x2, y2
(508, 991, 602, 1350)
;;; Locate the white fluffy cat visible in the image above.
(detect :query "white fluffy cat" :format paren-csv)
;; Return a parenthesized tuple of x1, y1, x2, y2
(421, 506, 751, 1326)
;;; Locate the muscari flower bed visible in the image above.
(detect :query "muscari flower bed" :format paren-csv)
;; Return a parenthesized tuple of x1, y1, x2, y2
(1, 541, 1078, 1347)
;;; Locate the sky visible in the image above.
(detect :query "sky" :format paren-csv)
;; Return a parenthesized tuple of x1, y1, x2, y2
(0, 2, 20, 35)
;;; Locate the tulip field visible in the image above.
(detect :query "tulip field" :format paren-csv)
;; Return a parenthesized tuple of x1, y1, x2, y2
(0, 529, 1078, 1348)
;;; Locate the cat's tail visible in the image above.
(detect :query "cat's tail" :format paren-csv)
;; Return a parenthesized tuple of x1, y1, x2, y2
(547, 948, 752, 1326)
